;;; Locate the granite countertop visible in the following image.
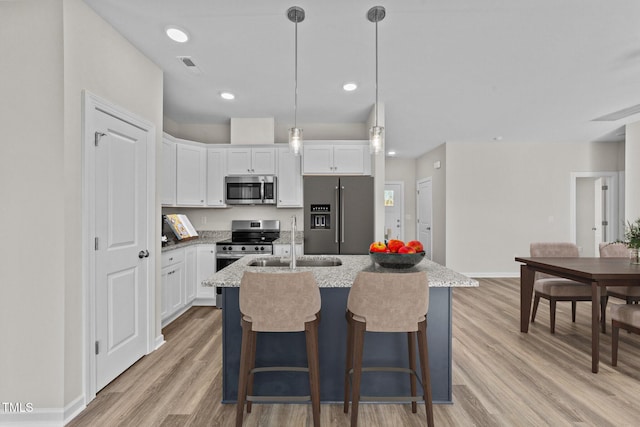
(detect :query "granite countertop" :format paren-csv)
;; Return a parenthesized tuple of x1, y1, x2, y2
(161, 230, 230, 251)
(203, 254, 479, 288)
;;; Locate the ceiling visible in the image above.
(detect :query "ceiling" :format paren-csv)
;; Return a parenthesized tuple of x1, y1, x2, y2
(83, 0, 640, 158)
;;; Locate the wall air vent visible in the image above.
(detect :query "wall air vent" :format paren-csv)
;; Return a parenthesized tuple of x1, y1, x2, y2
(592, 103, 640, 121)
(177, 56, 202, 74)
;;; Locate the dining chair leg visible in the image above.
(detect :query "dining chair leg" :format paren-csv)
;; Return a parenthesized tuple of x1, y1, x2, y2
(600, 295, 608, 334)
(407, 331, 417, 413)
(417, 320, 434, 427)
(350, 320, 366, 427)
(531, 293, 541, 323)
(343, 312, 354, 414)
(550, 299, 557, 334)
(612, 319, 620, 366)
(571, 300, 577, 322)
(305, 318, 321, 427)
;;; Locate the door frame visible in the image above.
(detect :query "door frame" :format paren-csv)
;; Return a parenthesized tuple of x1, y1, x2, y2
(416, 177, 433, 259)
(570, 171, 620, 246)
(384, 181, 405, 241)
(82, 91, 157, 403)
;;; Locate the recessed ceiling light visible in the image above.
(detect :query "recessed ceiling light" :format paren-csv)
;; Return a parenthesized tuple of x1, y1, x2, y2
(343, 82, 358, 92)
(220, 92, 235, 100)
(165, 26, 189, 43)
(387, 151, 396, 156)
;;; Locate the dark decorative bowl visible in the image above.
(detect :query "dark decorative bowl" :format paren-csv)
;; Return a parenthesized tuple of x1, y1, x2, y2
(369, 251, 426, 269)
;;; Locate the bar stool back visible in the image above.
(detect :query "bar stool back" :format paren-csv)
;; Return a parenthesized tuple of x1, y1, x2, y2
(343, 271, 433, 427)
(236, 271, 321, 427)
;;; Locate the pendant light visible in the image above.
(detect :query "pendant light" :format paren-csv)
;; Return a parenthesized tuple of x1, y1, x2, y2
(367, 6, 385, 154)
(288, 6, 305, 156)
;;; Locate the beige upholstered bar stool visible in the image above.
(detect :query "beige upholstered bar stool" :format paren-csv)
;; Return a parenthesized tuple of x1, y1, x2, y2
(599, 242, 640, 333)
(343, 271, 433, 427)
(530, 242, 592, 333)
(611, 303, 640, 366)
(236, 271, 321, 427)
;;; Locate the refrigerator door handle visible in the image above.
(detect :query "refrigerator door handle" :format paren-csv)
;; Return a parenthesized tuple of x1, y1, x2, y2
(341, 185, 345, 243)
(335, 186, 339, 243)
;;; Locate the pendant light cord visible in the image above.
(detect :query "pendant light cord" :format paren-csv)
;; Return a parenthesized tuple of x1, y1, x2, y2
(294, 14, 298, 128)
(374, 18, 379, 128)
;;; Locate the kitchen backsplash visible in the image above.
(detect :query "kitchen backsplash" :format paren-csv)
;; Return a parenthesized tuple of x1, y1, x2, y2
(162, 206, 303, 231)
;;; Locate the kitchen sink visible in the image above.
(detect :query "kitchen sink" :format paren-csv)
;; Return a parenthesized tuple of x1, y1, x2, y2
(248, 257, 343, 267)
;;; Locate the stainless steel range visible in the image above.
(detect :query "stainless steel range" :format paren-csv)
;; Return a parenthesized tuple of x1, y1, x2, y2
(216, 220, 280, 270)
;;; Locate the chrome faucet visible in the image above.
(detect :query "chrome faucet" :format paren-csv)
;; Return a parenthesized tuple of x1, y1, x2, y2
(290, 215, 297, 270)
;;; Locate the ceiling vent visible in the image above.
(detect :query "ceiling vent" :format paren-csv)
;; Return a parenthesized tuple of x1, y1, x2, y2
(177, 56, 202, 74)
(592, 103, 640, 121)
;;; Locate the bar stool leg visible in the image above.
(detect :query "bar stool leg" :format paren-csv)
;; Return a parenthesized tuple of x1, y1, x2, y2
(245, 327, 257, 414)
(550, 299, 557, 334)
(407, 331, 417, 413)
(343, 312, 354, 414)
(350, 320, 366, 427)
(612, 319, 620, 366)
(236, 319, 253, 427)
(417, 320, 434, 427)
(305, 318, 321, 427)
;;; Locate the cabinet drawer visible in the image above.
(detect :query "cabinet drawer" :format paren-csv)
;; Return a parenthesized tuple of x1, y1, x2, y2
(162, 248, 185, 267)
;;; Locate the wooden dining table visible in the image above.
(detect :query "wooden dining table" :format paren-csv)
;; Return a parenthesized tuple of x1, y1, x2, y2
(515, 257, 640, 373)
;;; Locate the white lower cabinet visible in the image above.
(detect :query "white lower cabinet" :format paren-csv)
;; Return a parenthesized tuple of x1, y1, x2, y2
(162, 245, 217, 326)
(161, 248, 185, 326)
(196, 245, 217, 305)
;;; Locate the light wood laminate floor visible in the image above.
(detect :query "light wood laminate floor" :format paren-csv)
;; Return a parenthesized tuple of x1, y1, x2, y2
(67, 278, 640, 426)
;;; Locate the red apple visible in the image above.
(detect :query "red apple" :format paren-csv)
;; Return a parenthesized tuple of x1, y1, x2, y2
(398, 245, 416, 254)
(369, 241, 387, 253)
(387, 239, 405, 253)
(406, 240, 424, 252)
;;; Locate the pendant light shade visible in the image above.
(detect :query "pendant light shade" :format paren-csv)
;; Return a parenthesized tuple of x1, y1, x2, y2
(288, 6, 305, 156)
(368, 6, 385, 155)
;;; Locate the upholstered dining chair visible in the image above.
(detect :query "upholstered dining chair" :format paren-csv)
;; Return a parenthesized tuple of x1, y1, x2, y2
(599, 242, 640, 333)
(611, 303, 640, 366)
(530, 242, 592, 333)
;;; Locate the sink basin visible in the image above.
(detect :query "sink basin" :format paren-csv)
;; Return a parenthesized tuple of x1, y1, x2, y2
(248, 257, 343, 268)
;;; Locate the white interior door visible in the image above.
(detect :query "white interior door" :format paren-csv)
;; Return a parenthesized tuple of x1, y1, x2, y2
(384, 182, 404, 241)
(417, 178, 433, 260)
(94, 110, 149, 391)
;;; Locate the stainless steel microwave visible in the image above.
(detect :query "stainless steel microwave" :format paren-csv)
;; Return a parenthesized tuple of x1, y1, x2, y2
(224, 175, 277, 205)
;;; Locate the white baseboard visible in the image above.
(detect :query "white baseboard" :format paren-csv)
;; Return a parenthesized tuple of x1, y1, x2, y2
(462, 272, 520, 278)
(0, 407, 62, 426)
(154, 334, 165, 350)
(63, 396, 85, 425)
(192, 297, 216, 307)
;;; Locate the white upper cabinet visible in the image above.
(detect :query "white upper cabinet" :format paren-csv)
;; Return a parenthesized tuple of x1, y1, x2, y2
(161, 136, 177, 206)
(206, 147, 227, 207)
(176, 141, 207, 206)
(226, 147, 276, 175)
(276, 146, 303, 207)
(302, 141, 370, 175)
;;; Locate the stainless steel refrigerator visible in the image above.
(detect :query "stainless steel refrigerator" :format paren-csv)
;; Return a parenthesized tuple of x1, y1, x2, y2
(303, 176, 374, 254)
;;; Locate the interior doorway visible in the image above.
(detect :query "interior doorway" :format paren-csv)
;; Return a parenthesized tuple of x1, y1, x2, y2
(571, 172, 620, 256)
(384, 181, 404, 241)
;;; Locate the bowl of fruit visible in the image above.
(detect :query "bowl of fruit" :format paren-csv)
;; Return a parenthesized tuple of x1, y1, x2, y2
(369, 240, 426, 269)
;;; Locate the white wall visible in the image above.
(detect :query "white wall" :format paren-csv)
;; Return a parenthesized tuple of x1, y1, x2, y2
(0, 0, 163, 420)
(0, 0, 66, 413)
(445, 141, 623, 276)
(626, 121, 640, 220)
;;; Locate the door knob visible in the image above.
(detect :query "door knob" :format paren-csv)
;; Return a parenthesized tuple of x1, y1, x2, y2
(138, 250, 149, 259)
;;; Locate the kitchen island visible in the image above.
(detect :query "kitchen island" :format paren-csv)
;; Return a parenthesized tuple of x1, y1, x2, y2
(203, 254, 478, 404)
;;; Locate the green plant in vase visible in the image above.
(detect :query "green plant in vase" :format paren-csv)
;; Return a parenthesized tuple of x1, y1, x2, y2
(625, 218, 640, 264)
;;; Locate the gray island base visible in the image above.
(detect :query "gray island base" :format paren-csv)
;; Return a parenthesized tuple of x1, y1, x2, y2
(203, 255, 478, 404)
